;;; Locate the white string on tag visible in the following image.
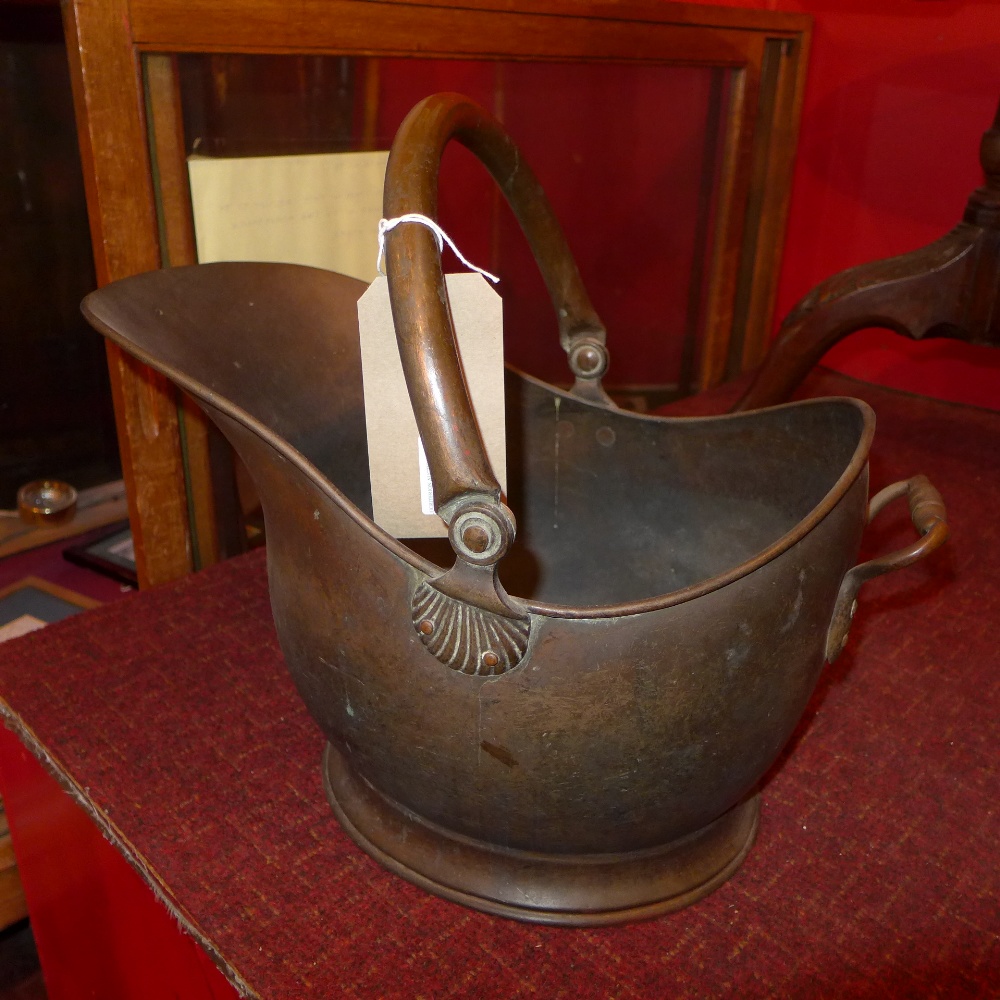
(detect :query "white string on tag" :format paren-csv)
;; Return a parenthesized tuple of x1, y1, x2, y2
(376, 214, 500, 285)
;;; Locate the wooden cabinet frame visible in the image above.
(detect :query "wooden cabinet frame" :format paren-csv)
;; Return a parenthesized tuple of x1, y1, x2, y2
(62, 0, 810, 588)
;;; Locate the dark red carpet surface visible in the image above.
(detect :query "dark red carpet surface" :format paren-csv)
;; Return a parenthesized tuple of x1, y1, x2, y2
(0, 371, 997, 998)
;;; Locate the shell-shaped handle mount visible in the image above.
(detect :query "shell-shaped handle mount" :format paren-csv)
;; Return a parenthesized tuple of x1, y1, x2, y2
(412, 580, 530, 676)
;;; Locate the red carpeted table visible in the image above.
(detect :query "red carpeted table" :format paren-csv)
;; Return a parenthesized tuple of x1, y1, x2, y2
(0, 372, 997, 999)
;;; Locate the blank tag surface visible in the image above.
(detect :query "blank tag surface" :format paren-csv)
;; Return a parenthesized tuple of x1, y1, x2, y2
(358, 273, 505, 538)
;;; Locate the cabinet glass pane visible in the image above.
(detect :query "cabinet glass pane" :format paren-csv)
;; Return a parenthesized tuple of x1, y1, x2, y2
(175, 54, 727, 401)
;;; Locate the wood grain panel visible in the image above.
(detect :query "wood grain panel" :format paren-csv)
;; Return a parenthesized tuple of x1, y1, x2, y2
(63, 0, 193, 587)
(130, 0, 808, 46)
(145, 53, 224, 570)
(735, 33, 812, 373)
(698, 53, 761, 390)
(129, 0, 780, 60)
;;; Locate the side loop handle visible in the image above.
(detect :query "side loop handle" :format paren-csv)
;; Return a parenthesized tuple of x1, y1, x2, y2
(383, 93, 610, 529)
(826, 474, 949, 661)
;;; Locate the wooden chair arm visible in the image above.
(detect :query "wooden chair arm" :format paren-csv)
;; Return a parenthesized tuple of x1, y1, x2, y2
(734, 97, 1000, 412)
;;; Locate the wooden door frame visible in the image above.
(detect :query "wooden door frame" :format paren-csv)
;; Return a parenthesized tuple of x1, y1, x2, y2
(62, 0, 811, 588)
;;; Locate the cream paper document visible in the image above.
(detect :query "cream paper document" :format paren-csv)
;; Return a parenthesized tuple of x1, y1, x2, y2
(187, 149, 390, 280)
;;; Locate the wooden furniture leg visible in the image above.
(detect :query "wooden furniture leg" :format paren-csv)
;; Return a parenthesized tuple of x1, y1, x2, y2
(738, 98, 1000, 410)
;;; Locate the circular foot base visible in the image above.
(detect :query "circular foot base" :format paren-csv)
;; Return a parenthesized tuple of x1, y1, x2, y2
(322, 743, 759, 926)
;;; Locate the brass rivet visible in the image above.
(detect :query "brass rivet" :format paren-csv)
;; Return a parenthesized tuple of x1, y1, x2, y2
(419, 619, 435, 635)
(576, 345, 601, 373)
(462, 524, 490, 553)
(596, 426, 616, 447)
(482, 651, 499, 668)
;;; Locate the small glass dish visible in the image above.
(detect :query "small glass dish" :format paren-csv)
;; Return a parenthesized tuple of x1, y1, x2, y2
(17, 480, 79, 525)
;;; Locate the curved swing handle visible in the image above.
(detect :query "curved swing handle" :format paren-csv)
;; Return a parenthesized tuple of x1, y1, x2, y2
(383, 92, 609, 532)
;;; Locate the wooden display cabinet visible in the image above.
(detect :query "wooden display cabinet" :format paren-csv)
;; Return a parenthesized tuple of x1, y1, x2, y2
(62, 0, 811, 588)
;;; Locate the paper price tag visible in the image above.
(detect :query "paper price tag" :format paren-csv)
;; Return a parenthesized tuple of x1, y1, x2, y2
(358, 273, 506, 538)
